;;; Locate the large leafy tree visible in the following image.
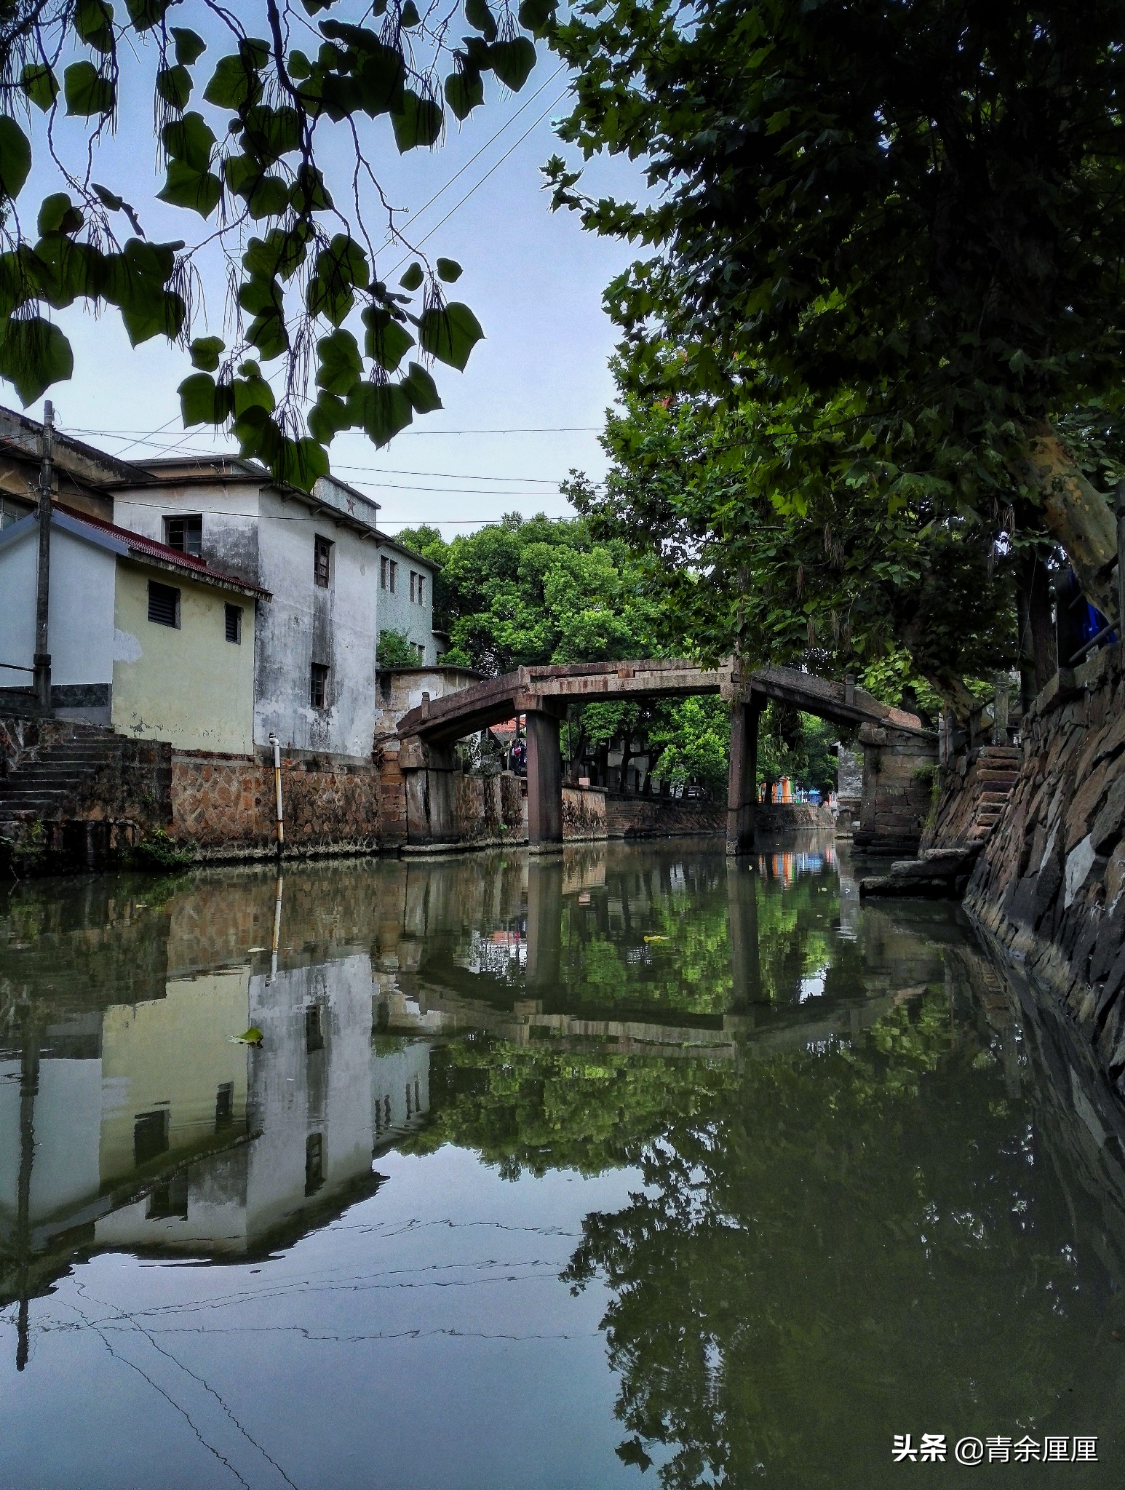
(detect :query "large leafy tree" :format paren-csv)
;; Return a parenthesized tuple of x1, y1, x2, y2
(0, 0, 554, 487)
(548, 0, 1125, 657)
(563, 380, 1020, 713)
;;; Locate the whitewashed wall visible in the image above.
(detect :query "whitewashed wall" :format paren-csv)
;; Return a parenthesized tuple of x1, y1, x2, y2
(0, 520, 116, 687)
(375, 540, 436, 662)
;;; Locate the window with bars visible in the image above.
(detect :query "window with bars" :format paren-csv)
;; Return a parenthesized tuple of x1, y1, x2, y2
(164, 514, 203, 556)
(224, 603, 242, 643)
(388, 558, 397, 593)
(410, 570, 417, 602)
(417, 573, 425, 606)
(380, 555, 388, 589)
(311, 662, 329, 709)
(314, 534, 333, 588)
(147, 580, 180, 628)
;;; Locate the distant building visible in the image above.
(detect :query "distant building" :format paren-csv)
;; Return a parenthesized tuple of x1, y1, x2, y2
(111, 457, 438, 757)
(0, 502, 264, 752)
(0, 407, 439, 762)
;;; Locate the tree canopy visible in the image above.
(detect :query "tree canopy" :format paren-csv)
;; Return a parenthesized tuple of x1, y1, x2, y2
(0, 0, 555, 487)
(548, 0, 1125, 699)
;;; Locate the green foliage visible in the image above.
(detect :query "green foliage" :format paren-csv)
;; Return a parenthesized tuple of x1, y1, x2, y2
(549, 0, 1125, 698)
(128, 829, 195, 871)
(0, 0, 559, 489)
(376, 627, 418, 667)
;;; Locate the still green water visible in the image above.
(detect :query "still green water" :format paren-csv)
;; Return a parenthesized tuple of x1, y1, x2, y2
(1, 836, 1123, 1488)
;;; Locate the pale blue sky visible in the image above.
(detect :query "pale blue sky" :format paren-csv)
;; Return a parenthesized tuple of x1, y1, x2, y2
(15, 26, 647, 535)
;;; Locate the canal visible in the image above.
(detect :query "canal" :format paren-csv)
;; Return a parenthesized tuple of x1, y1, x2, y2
(0, 836, 1122, 1487)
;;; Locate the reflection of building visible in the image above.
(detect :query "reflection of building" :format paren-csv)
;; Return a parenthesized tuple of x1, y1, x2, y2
(0, 939, 431, 1359)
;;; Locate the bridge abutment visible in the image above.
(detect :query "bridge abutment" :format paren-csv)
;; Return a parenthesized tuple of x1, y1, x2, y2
(854, 724, 938, 854)
(402, 737, 460, 845)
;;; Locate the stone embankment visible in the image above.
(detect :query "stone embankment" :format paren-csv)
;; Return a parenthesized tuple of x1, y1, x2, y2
(962, 644, 1125, 1098)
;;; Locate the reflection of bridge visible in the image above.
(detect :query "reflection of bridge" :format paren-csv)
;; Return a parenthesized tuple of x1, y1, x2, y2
(395, 658, 936, 852)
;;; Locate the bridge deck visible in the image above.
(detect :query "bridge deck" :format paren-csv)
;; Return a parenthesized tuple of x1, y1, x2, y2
(395, 657, 928, 744)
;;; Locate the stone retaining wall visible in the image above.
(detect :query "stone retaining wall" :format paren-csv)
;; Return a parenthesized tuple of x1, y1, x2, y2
(606, 794, 725, 838)
(562, 784, 607, 840)
(920, 744, 1021, 852)
(171, 750, 383, 859)
(965, 643, 1125, 1098)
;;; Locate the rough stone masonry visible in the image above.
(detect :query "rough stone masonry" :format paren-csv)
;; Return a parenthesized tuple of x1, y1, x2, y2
(965, 642, 1125, 1098)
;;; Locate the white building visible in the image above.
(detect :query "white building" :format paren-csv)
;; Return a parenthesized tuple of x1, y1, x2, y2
(111, 457, 438, 758)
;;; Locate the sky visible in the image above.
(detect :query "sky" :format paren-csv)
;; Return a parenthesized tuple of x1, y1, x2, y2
(13, 14, 650, 538)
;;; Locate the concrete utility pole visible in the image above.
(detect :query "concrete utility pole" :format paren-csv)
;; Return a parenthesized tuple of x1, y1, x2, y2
(33, 400, 55, 713)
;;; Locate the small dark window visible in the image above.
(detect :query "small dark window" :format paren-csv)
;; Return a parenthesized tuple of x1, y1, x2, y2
(148, 581, 180, 628)
(409, 570, 417, 603)
(215, 1082, 234, 1131)
(311, 662, 329, 709)
(417, 574, 425, 606)
(305, 1005, 324, 1053)
(305, 1132, 324, 1196)
(314, 534, 333, 588)
(225, 603, 242, 643)
(134, 1109, 170, 1167)
(388, 559, 397, 594)
(164, 514, 202, 556)
(380, 555, 388, 590)
(148, 1173, 189, 1220)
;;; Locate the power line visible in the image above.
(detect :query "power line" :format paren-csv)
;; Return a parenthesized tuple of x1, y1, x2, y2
(377, 63, 568, 252)
(389, 90, 571, 273)
(71, 425, 601, 438)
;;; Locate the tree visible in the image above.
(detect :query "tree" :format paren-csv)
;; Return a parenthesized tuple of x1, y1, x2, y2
(0, 0, 555, 487)
(563, 379, 1020, 714)
(400, 512, 661, 672)
(548, 0, 1125, 669)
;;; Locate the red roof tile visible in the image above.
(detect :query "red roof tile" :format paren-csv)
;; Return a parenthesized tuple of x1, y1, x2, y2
(55, 501, 271, 598)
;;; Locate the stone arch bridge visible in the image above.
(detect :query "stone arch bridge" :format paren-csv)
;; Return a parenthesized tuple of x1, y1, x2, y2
(394, 657, 936, 852)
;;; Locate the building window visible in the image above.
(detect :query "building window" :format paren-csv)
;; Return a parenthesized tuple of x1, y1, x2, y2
(215, 1082, 233, 1132)
(413, 642, 425, 661)
(311, 662, 329, 709)
(134, 1109, 170, 1167)
(164, 514, 202, 556)
(224, 603, 242, 643)
(147, 580, 180, 628)
(305, 1005, 324, 1053)
(388, 558, 397, 593)
(380, 555, 388, 589)
(314, 534, 333, 588)
(409, 570, 417, 602)
(417, 574, 425, 606)
(305, 1132, 324, 1196)
(148, 1174, 189, 1220)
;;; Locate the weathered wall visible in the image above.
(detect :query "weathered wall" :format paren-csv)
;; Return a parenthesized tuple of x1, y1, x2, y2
(562, 784, 607, 840)
(965, 643, 1125, 1097)
(171, 750, 383, 859)
(375, 539, 437, 663)
(112, 560, 256, 754)
(0, 518, 116, 693)
(606, 794, 726, 838)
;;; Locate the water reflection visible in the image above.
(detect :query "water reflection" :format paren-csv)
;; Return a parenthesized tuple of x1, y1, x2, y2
(0, 840, 1123, 1486)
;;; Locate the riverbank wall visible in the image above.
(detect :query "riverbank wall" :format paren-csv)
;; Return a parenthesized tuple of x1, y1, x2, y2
(963, 642, 1125, 1098)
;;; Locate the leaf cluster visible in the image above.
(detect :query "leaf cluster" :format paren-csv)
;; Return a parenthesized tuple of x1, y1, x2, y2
(0, 0, 556, 486)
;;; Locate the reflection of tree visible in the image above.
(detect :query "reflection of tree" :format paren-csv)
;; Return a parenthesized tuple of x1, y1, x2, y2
(405, 1035, 737, 1180)
(546, 994, 1104, 1490)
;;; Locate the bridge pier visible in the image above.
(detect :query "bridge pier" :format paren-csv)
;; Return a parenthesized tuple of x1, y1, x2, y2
(726, 698, 762, 855)
(526, 706, 566, 849)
